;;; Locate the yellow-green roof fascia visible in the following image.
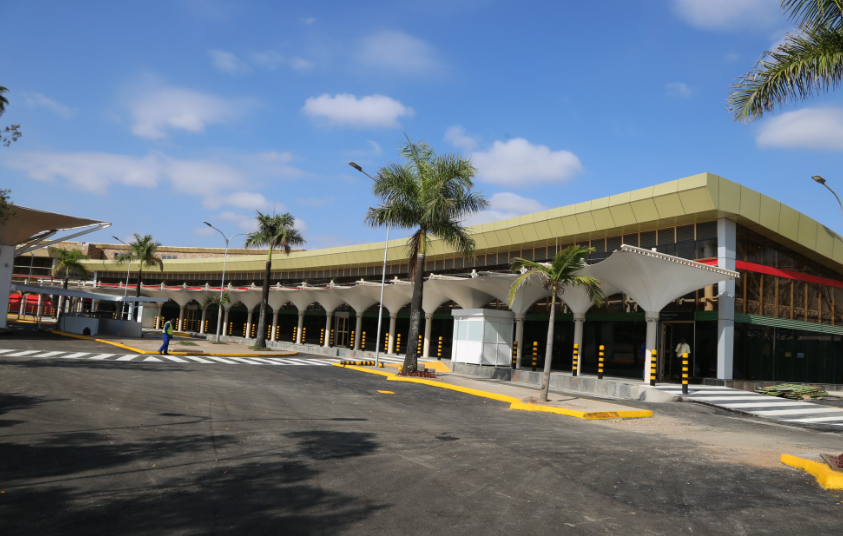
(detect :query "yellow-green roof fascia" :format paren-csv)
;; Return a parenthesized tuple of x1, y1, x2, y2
(83, 173, 843, 275)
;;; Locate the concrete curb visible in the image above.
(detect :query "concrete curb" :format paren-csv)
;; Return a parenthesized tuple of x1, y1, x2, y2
(781, 454, 843, 490)
(332, 363, 653, 420)
(48, 330, 298, 357)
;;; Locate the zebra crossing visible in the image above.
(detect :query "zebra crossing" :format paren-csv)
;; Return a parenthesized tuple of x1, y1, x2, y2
(0, 348, 409, 367)
(651, 384, 843, 427)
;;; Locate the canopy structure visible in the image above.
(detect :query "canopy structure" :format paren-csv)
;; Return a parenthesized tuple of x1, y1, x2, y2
(1, 206, 110, 329)
(10, 283, 167, 304)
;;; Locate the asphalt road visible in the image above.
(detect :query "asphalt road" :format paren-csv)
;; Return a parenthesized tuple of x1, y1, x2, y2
(1, 330, 842, 535)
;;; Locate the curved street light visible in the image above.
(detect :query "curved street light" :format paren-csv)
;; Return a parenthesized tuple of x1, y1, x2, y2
(811, 175, 843, 224)
(204, 222, 247, 342)
(113, 235, 132, 320)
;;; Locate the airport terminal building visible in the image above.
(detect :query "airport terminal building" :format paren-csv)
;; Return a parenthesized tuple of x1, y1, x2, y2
(22, 174, 843, 386)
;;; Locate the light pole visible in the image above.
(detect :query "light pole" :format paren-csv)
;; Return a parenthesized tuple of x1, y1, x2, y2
(113, 236, 132, 320)
(349, 162, 389, 368)
(204, 222, 247, 342)
(811, 175, 843, 223)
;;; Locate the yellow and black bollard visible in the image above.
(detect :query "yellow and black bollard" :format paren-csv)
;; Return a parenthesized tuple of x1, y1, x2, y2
(252, 323, 256, 338)
(650, 349, 657, 387)
(572, 343, 579, 376)
(417, 334, 422, 354)
(350, 330, 355, 348)
(598, 345, 605, 379)
(330, 328, 335, 347)
(228, 322, 233, 335)
(438, 336, 443, 360)
(396, 333, 402, 353)
(512, 340, 518, 369)
(362, 331, 366, 350)
(320, 328, 325, 346)
(682, 352, 690, 394)
(243, 325, 247, 337)
(292, 326, 297, 343)
(301, 327, 306, 342)
(531, 341, 538, 371)
(384, 332, 389, 353)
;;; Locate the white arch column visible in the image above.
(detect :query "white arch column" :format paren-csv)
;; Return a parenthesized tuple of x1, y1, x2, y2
(177, 305, 186, 331)
(387, 313, 397, 354)
(246, 308, 255, 339)
(514, 313, 526, 368)
(422, 313, 433, 359)
(353, 312, 364, 350)
(295, 311, 305, 343)
(223, 304, 231, 335)
(270, 309, 279, 341)
(572, 313, 585, 375)
(323, 310, 333, 347)
(199, 304, 208, 334)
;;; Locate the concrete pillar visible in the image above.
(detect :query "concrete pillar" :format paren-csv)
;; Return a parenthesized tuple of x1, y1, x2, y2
(17, 293, 26, 319)
(514, 314, 525, 368)
(387, 313, 397, 354)
(199, 306, 207, 334)
(36, 294, 43, 322)
(296, 311, 305, 344)
(422, 313, 433, 359)
(91, 299, 99, 313)
(223, 307, 231, 335)
(717, 217, 737, 380)
(323, 311, 333, 347)
(246, 309, 254, 339)
(0, 244, 15, 328)
(155, 304, 163, 329)
(271, 310, 280, 341)
(573, 313, 585, 375)
(644, 311, 659, 382)
(353, 313, 363, 350)
(178, 305, 186, 332)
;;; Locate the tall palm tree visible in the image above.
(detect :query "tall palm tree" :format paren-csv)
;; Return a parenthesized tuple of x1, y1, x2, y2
(365, 137, 489, 374)
(728, 1, 843, 122)
(508, 246, 605, 401)
(115, 234, 164, 301)
(245, 212, 305, 348)
(52, 248, 89, 289)
(0, 85, 9, 116)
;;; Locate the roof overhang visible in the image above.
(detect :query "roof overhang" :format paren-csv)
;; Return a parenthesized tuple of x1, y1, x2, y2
(10, 283, 167, 303)
(3, 205, 110, 257)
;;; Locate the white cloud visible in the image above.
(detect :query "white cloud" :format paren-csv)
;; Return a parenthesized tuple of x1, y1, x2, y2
(354, 31, 444, 75)
(665, 82, 692, 98)
(193, 225, 216, 236)
(465, 192, 547, 227)
(290, 57, 315, 71)
(302, 93, 413, 128)
(471, 138, 583, 186)
(725, 52, 740, 62)
(129, 85, 252, 139)
(301, 17, 316, 25)
(672, 0, 782, 30)
(217, 211, 258, 232)
(208, 49, 251, 74)
(445, 125, 479, 152)
(202, 191, 279, 211)
(250, 50, 286, 70)
(297, 196, 335, 207)
(757, 108, 843, 151)
(21, 92, 76, 118)
(4, 152, 161, 193)
(342, 140, 383, 158)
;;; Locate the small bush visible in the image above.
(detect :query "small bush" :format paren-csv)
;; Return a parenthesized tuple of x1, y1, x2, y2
(248, 345, 271, 351)
(178, 341, 199, 346)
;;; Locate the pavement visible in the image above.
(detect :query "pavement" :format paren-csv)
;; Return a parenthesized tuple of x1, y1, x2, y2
(1, 328, 843, 534)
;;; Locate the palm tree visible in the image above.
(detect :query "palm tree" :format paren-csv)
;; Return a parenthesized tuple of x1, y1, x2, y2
(365, 137, 489, 374)
(245, 212, 305, 348)
(508, 246, 605, 402)
(0, 85, 8, 116)
(115, 234, 164, 303)
(728, 1, 843, 122)
(52, 248, 89, 289)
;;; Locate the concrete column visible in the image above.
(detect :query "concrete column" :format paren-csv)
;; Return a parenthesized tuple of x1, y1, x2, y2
(353, 313, 363, 350)
(323, 311, 333, 347)
(514, 314, 525, 368)
(0, 244, 14, 328)
(644, 311, 659, 382)
(271, 310, 280, 341)
(246, 309, 254, 339)
(387, 313, 397, 354)
(91, 299, 99, 313)
(422, 313, 433, 359)
(295, 311, 305, 344)
(76, 299, 83, 313)
(17, 293, 26, 319)
(223, 307, 231, 335)
(199, 306, 207, 334)
(178, 305, 186, 332)
(155, 304, 163, 329)
(717, 217, 737, 380)
(36, 294, 43, 322)
(573, 313, 585, 375)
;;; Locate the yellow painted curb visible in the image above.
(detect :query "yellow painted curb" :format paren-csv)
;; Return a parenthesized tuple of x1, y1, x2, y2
(48, 330, 297, 357)
(781, 454, 843, 490)
(334, 363, 653, 420)
(509, 401, 653, 420)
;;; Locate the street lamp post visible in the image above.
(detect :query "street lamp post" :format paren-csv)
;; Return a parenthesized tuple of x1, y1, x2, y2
(349, 162, 389, 368)
(811, 175, 843, 223)
(113, 236, 132, 320)
(204, 222, 247, 342)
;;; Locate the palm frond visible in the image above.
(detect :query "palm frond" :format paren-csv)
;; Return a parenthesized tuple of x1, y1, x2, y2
(507, 269, 548, 306)
(782, 0, 843, 29)
(567, 275, 606, 307)
(728, 24, 843, 122)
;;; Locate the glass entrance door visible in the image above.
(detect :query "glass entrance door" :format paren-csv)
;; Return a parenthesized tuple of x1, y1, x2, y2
(660, 322, 695, 382)
(335, 316, 349, 347)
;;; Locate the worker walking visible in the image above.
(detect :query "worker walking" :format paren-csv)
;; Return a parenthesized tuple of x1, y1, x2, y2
(159, 318, 173, 355)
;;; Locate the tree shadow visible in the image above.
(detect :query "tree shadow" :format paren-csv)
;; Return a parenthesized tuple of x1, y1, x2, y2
(286, 430, 379, 460)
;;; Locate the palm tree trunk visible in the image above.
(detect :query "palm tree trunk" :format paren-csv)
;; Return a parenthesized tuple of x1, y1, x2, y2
(402, 251, 426, 374)
(540, 289, 557, 401)
(255, 258, 271, 348)
(134, 264, 143, 321)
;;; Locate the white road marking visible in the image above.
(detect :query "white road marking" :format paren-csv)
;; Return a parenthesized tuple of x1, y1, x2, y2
(719, 401, 812, 409)
(35, 351, 67, 358)
(225, 357, 265, 365)
(275, 358, 309, 365)
(245, 357, 285, 365)
(160, 355, 188, 363)
(60, 352, 90, 359)
(204, 356, 239, 364)
(144, 356, 163, 362)
(749, 406, 843, 416)
(0, 349, 15, 354)
(685, 396, 774, 402)
(182, 356, 214, 363)
(88, 354, 115, 360)
(116, 355, 140, 361)
(784, 416, 843, 423)
(6, 350, 41, 357)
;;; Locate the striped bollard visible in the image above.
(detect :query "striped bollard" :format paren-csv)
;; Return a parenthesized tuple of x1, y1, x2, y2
(320, 328, 325, 346)
(350, 330, 355, 348)
(438, 336, 443, 359)
(531, 341, 538, 372)
(572, 343, 579, 376)
(417, 334, 422, 354)
(396, 333, 402, 353)
(682, 352, 690, 395)
(362, 331, 366, 350)
(650, 349, 657, 387)
(301, 327, 306, 342)
(511, 340, 518, 369)
(598, 345, 605, 379)
(330, 328, 334, 347)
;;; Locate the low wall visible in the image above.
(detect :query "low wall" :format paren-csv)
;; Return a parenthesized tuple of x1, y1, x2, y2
(57, 315, 141, 337)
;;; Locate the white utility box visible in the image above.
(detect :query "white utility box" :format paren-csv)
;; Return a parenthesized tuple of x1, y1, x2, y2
(451, 308, 514, 366)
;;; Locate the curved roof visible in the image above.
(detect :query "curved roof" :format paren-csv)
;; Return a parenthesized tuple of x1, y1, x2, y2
(2, 206, 105, 247)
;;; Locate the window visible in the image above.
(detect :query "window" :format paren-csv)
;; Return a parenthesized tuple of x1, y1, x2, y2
(161, 255, 178, 260)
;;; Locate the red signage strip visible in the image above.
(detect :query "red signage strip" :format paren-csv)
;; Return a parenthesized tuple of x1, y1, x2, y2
(697, 258, 843, 289)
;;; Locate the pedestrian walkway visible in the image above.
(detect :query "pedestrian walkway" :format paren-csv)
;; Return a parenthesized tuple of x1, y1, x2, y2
(651, 384, 843, 426)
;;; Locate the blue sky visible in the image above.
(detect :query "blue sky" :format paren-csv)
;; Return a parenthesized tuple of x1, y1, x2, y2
(2, 0, 842, 250)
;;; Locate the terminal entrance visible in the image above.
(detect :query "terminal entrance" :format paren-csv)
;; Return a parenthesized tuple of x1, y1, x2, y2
(661, 321, 694, 382)
(335, 315, 350, 347)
